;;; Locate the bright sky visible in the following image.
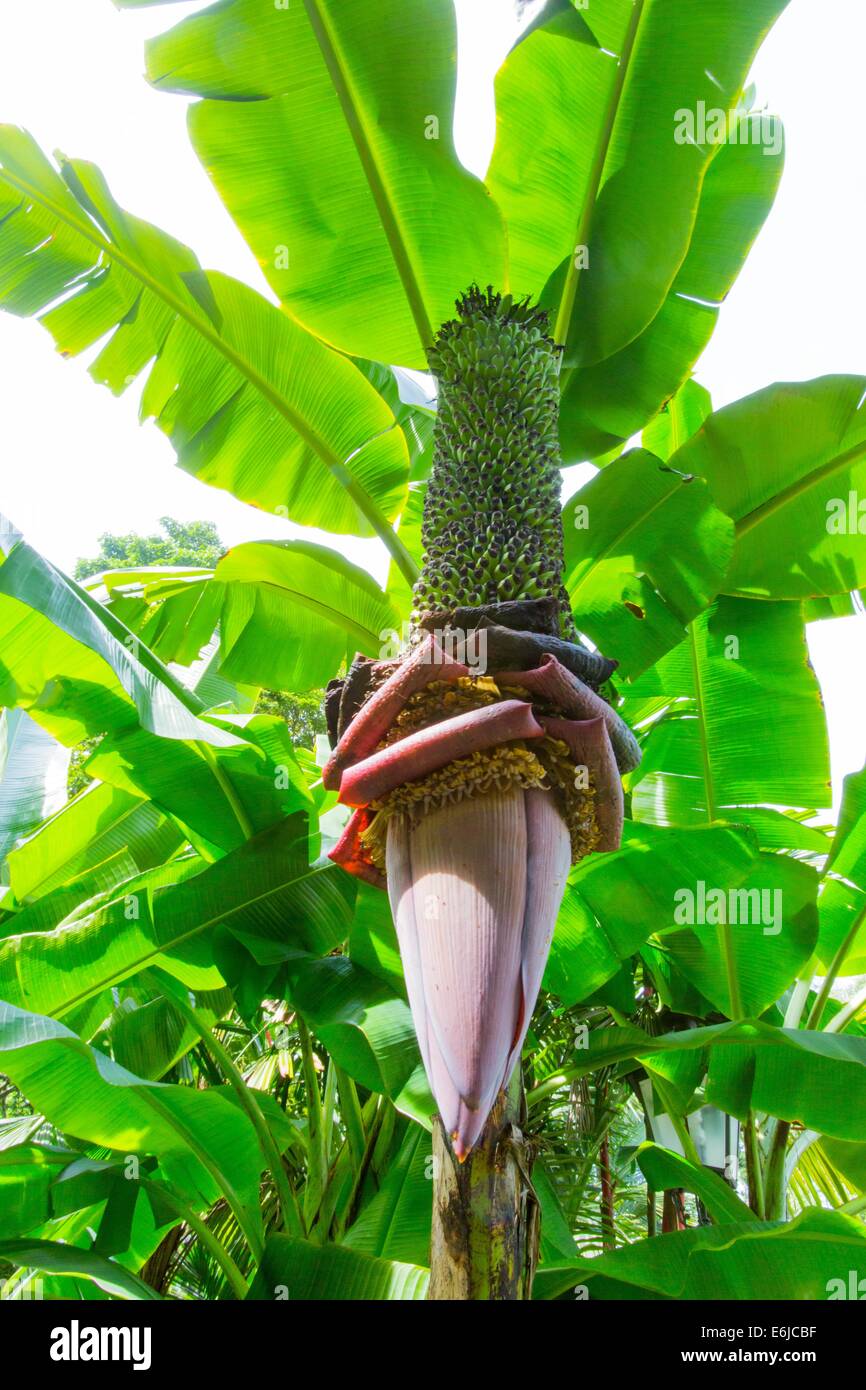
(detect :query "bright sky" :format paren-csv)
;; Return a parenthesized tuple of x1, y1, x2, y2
(0, 0, 863, 808)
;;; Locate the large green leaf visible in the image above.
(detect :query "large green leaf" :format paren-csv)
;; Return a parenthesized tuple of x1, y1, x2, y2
(558, 118, 784, 459)
(0, 1142, 72, 1238)
(0, 1141, 177, 1300)
(385, 481, 426, 625)
(0, 127, 410, 551)
(0, 539, 302, 852)
(0, 711, 69, 863)
(98, 986, 229, 1080)
(706, 1030, 866, 1139)
(355, 362, 436, 483)
(533, 1160, 581, 1269)
(536, 1208, 866, 1301)
(635, 1143, 756, 1225)
(489, 0, 788, 366)
(0, 817, 351, 1019)
(247, 1234, 428, 1301)
(660, 852, 819, 1019)
(0, 1237, 161, 1301)
(215, 540, 399, 691)
(4, 780, 184, 911)
(89, 577, 264, 733)
(347, 882, 405, 996)
(0, 540, 228, 747)
(342, 1125, 431, 1267)
(531, 1019, 866, 1145)
(0, 859, 219, 1017)
(145, 0, 505, 369)
(623, 597, 831, 831)
(547, 821, 819, 1016)
(0, 1189, 175, 1301)
(563, 449, 735, 676)
(544, 875, 627, 1007)
(84, 729, 298, 856)
(94, 541, 400, 692)
(0, 1142, 174, 1257)
(670, 376, 866, 599)
(0, 1003, 266, 1232)
(643, 379, 713, 462)
(487, 3, 600, 303)
(92, 570, 224, 670)
(546, 824, 754, 1006)
(816, 765, 866, 974)
(284, 954, 425, 1105)
(640, 942, 715, 1018)
(189, 640, 259, 718)
(820, 1137, 866, 1194)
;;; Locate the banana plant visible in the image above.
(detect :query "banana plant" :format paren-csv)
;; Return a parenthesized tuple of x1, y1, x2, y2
(0, 0, 865, 1302)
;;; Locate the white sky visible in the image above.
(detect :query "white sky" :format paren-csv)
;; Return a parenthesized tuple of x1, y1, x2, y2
(0, 0, 864, 808)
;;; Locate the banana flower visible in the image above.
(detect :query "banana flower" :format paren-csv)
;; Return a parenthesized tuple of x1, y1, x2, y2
(325, 627, 639, 1158)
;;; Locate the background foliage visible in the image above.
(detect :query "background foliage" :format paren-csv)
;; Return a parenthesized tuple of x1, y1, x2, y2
(0, 0, 864, 1300)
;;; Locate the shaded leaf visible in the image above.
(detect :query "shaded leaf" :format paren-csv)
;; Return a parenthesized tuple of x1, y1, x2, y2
(635, 1143, 756, 1224)
(536, 1208, 866, 1301)
(670, 376, 866, 599)
(624, 598, 831, 828)
(0, 1237, 161, 1301)
(247, 1234, 428, 1300)
(563, 449, 735, 676)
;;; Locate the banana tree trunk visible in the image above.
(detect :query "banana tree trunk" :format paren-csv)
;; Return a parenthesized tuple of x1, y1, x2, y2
(429, 1074, 539, 1301)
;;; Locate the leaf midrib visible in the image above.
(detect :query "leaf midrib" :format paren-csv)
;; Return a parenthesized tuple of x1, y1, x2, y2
(554, 0, 646, 346)
(735, 436, 866, 539)
(0, 161, 417, 583)
(566, 468, 682, 602)
(228, 577, 387, 654)
(43, 857, 329, 1019)
(14, 792, 155, 901)
(302, 0, 434, 356)
(687, 620, 717, 826)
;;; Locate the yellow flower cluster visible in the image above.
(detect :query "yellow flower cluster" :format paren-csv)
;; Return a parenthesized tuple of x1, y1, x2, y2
(378, 675, 500, 745)
(357, 672, 601, 870)
(534, 737, 601, 862)
(361, 741, 549, 870)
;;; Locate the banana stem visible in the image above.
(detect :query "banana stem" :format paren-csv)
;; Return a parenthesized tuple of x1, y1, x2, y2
(763, 1119, 790, 1222)
(806, 904, 866, 1029)
(196, 740, 256, 842)
(143, 1179, 249, 1301)
(145, 971, 303, 1239)
(743, 1112, 766, 1219)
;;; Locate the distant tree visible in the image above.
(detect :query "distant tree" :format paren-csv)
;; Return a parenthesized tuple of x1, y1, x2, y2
(256, 688, 327, 748)
(67, 740, 101, 800)
(74, 517, 223, 580)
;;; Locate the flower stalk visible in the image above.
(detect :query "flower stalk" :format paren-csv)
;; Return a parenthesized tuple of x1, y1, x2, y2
(325, 288, 640, 1297)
